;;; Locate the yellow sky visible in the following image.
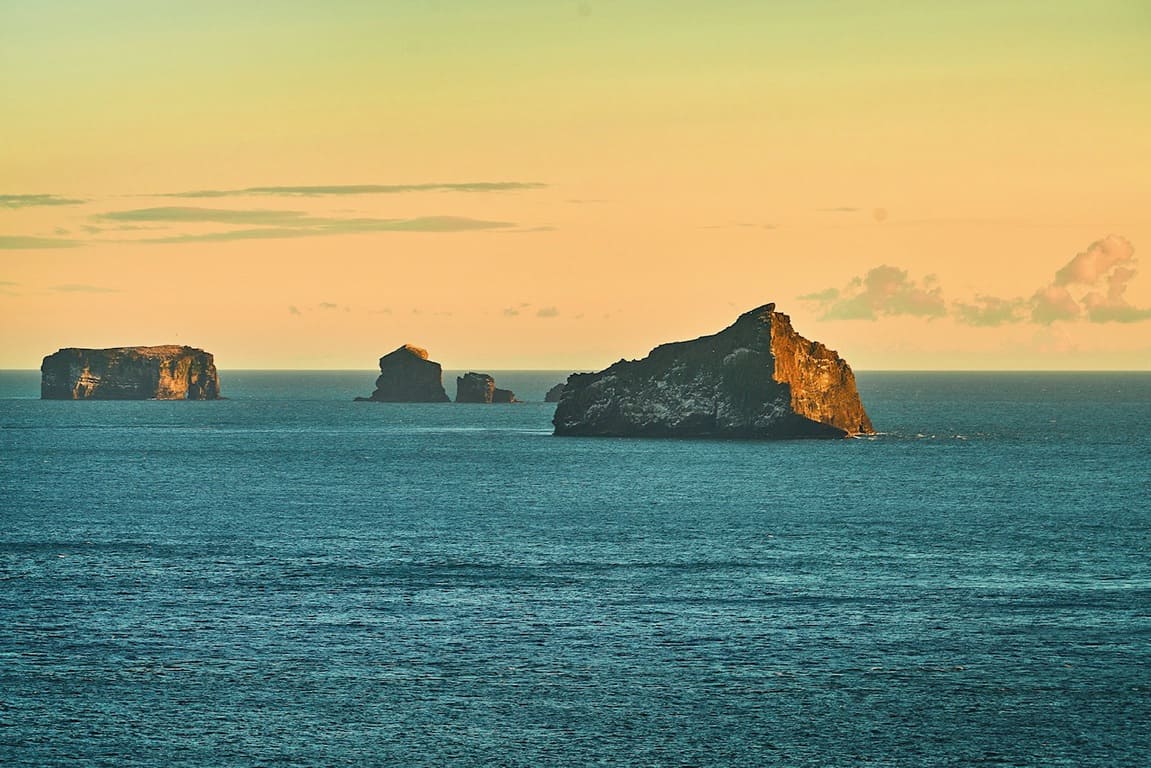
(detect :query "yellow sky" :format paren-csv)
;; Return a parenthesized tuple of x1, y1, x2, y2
(2, 1, 1149, 369)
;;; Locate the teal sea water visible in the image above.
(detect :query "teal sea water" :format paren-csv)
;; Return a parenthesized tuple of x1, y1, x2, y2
(1, 371, 1149, 766)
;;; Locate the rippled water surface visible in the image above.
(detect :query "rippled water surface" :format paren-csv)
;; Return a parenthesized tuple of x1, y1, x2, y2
(2, 371, 1149, 766)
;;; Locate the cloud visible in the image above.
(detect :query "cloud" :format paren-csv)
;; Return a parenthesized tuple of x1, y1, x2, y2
(97, 207, 517, 242)
(952, 295, 1028, 327)
(0, 194, 86, 208)
(144, 227, 319, 244)
(288, 305, 302, 316)
(0, 235, 83, 249)
(99, 207, 309, 225)
(1029, 285, 1082, 324)
(818, 207, 860, 213)
(318, 302, 339, 310)
(537, 306, 559, 318)
(1034, 235, 1150, 324)
(503, 307, 521, 317)
(159, 182, 546, 198)
(1053, 235, 1134, 286)
(51, 284, 120, 294)
(803, 265, 946, 320)
(806, 235, 1150, 327)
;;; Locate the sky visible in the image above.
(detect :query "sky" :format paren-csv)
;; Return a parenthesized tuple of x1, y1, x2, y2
(2, 1, 1149, 370)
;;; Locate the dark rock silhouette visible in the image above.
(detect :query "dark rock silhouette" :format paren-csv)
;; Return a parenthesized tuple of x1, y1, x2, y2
(41, 346, 220, 400)
(553, 303, 873, 439)
(456, 372, 517, 403)
(456, 372, 496, 403)
(356, 344, 450, 402)
(492, 387, 517, 404)
(544, 382, 566, 402)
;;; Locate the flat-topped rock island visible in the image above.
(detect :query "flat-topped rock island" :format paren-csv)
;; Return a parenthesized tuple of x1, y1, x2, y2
(355, 344, 451, 402)
(41, 345, 221, 400)
(553, 303, 873, 439)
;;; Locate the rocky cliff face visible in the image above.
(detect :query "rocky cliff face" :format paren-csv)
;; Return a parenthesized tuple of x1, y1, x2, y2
(456, 372, 496, 403)
(456, 372, 518, 403)
(553, 304, 873, 439)
(41, 346, 220, 400)
(357, 345, 450, 402)
(491, 387, 517, 404)
(544, 382, 566, 403)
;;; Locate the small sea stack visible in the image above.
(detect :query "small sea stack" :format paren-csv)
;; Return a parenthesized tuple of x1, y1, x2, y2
(356, 344, 450, 402)
(456, 372, 517, 403)
(553, 303, 873, 439)
(40, 345, 221, 400)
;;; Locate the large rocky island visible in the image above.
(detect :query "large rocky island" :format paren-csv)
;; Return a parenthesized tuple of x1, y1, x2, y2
(356, 344, 450, 402)
(553, 304, 873, 439)
(41, 346, 221, 400)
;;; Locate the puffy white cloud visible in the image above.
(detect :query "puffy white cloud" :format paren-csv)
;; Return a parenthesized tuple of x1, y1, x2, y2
(803, 265, 946, 321)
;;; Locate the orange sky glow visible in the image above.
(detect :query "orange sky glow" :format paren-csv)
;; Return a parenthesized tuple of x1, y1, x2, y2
(2, 2, 1149, 370)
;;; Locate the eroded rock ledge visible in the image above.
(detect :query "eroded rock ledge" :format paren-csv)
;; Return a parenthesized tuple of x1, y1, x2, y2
(552, 304, 873, 439)
(41, 346, 221, 400)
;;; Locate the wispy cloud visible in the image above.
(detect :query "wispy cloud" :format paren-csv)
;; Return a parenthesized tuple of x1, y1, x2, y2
(99, 207, 308, 225)
(51, 284, 120, 294)
(0, 235, 83, 249)
(159, 182, 546, 198)
(537, 306, 560, 318)
(801, 265, 946, 320)
(1, 194, 86, 208)
(145, 228, 318, 244)
(97, 207, 516, 242)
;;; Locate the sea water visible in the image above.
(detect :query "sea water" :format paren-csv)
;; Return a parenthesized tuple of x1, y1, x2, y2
(1, 371, 1149, 766)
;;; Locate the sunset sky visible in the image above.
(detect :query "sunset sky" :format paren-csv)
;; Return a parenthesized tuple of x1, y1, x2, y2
(2, 1, 1149, 370)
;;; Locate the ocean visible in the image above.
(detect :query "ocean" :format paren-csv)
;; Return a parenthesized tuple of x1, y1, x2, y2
(1, 370, 1149, 766)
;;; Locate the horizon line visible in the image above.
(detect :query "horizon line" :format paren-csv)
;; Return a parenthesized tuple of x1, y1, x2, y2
(3, 368, 1150, 374)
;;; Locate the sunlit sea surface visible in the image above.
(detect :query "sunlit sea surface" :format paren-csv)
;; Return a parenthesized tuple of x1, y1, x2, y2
(2, 370, 1149, 767)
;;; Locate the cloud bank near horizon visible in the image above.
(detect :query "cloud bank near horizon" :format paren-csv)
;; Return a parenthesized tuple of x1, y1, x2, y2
(802, 235, 1151, 326)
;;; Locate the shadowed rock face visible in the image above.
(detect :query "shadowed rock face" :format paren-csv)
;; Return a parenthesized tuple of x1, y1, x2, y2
(553, 304, 874, 439)
(491, 388, 517, 404)
(41, 346, 220, 400)
(357, 344, 450, 402)
(456, 372, 496, 403)
(544, 383, 566, 403)
(456, 372, 518, 403)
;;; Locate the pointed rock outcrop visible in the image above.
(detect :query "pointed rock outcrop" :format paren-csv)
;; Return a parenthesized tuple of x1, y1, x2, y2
(356, 344, 450, 402)
(552, 304, 873, 439)
(41, 346, 221, 400)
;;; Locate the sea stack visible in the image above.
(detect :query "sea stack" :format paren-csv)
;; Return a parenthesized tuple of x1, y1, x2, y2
(456, 372, 517, 403)
(356, 344, 450, 402)
(553, 303, 873, 439)
(40, 346, 221, 400)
